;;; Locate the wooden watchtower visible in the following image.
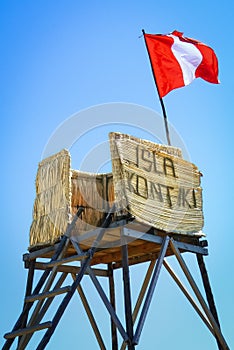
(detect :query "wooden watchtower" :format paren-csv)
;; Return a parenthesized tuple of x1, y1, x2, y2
(2, 132, 229, 350)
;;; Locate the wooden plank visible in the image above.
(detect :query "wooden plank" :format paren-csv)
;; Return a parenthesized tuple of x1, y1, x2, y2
(25, 261, 109, 277)
(25, 286, 71, 303)
(72, 240, 129, 343)
(108, 263, 118, 350)
(17, 236, 71, 350)
(170, 239, 230, 350)
(24, 244, 58, 261)
(44, 253, 88, 267)
(18, 273, 68, 350)
(4, 322, 52, 339)
(113, 253, 159, 269)
(123, 228, 208, 255)
(124, 228, 163, 244)
(121, 260, 156, 350)
(121, 234, 135, 349)
(163, 260, 214, 335)
(133, 236, 170, 345)
(72, 274, 106, 350)
(196, 253, 222, 350)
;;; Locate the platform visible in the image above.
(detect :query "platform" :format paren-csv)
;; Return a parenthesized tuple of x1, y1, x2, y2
(26, 219, 208, 268)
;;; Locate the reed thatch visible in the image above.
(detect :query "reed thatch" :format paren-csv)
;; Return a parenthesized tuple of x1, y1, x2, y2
(109, 132, 204, 235)
(29, 149, 114, 249)
(29, 132, 204, 250)
(29, 149, 72, 248)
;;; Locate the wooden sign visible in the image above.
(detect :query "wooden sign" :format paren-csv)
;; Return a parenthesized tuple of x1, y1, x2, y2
(109, 132, 204, 235)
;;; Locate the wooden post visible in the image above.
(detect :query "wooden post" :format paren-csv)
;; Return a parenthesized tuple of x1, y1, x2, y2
(196, 254, 223, 350)
(108, 263, 118, 350)
(121, 232, 135, 350)
(72, 274, 106, 350)
(18, 259, 35, 346)
(133, 236, 170, 345)
(170, 239, 230, 350)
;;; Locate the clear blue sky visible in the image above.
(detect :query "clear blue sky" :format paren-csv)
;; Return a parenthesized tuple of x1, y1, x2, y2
(1, 1, 233, 349)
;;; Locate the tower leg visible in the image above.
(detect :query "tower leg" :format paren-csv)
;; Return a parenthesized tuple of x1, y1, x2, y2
(108, 263, 118, 350)
(18, 260, 36, 347)
(121, 234, 135, 350)
(196, 254, 223, 350)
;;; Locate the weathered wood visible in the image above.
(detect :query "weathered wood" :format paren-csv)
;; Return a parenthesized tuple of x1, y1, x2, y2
(25, 261, 109, 277)
(72, 238, 128, 341)
(24, 244, 59, 261)
(25, 286, 71, 303)
(120, 259, 156, 350)
(17, 273, 68, 350)
(35, 206, 116, 350)
(196, 253, 222, 350)
(18, 259, 36, 346)
(163, 260, 214, 335)
(4, 322, 52, 339)
(2, 235, 69, 350)
(121, 233, 135, 350)
(133, 236, 170, 345)
(44, 253, 88, 268)
(72, 240, 129, 343)
(113, 253, 159, 269)
(16, 218, 82, 350)
(108, 263, 118, 350)
(72, 274, 106, 350)
(170, 239, 230, 350)
(123, 228, 208, 255)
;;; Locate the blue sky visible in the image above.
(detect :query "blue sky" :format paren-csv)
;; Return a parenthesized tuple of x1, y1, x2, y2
(1, 1, 234, 349)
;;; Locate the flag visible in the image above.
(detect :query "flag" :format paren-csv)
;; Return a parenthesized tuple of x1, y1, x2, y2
(143, 30, 219, 98)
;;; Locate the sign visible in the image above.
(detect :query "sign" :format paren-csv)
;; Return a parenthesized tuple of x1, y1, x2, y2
(109, 132, 204, 235)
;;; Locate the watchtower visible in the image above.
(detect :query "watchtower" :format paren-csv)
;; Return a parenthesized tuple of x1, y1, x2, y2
(2, 132, 229, 349)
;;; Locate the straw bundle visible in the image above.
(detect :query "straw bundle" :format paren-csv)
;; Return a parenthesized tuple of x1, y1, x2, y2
(29, 149, 114, 249)
(29, 149, 71, 248)
(109, 132, 204, 235)
(29, 132, 204, 249)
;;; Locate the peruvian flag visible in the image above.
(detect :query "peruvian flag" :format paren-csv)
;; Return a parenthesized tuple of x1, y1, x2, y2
(143, 31, 219, 98)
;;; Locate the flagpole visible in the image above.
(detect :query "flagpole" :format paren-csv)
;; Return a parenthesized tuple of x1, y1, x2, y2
(142, 29, 171, 146)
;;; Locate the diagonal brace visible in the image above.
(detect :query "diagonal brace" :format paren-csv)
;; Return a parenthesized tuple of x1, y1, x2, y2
(133, 235, 170, 345)
(170, 238, 230, 350)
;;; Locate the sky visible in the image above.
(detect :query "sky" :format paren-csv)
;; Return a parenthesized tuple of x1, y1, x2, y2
(1, 1, 234, 349)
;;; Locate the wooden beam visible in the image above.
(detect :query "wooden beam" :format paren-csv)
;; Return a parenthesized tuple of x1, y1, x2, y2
(4, 322, 52, 339)
(196, 253, 223, 350)
(163, 260, 214, 335)
(108, 263, 118, 350)
(121, 233, 135, 350)
(25, 286, 71, 303)
(123, 228, 208, 255)
(17, 273, 68, 350)
(133, 236, 170, 345)
(71, 274, 106, 350)
(24, 244, 58, 261)
(72, 241, 129, 343)
(170, 239, 230, 350)
(25, 261, 109, 277)
(44, 253, 88, 268)
(120, 260, 156, 350)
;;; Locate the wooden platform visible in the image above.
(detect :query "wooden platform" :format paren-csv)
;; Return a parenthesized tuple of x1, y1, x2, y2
(5, 212, 229, 350)
(26, 219, 208, 269)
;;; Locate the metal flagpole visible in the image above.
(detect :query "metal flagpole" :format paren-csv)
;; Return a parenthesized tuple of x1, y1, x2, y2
(142, 29, 171, 146)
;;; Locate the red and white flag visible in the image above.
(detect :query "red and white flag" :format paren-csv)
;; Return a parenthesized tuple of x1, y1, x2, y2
(143, 31, 219, 98)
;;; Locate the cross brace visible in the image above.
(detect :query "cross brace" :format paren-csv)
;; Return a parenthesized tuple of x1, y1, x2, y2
(2, 210, 230, 350)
